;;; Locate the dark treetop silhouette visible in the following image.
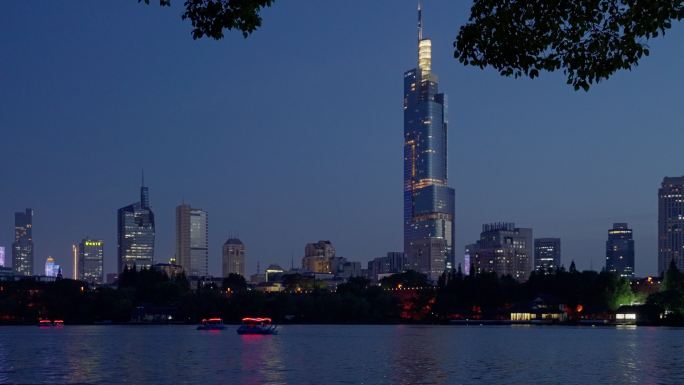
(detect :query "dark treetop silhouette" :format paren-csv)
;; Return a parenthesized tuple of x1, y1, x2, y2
(143, 0, 684, 90)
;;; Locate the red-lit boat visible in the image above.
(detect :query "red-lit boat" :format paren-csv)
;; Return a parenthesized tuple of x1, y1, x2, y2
(197, 318, 226, 330)
(38, 319, 64, 327)
(237, 317, 277, 335)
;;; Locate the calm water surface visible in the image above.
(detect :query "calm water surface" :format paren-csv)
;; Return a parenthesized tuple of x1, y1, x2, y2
(0, 324, 683, 384)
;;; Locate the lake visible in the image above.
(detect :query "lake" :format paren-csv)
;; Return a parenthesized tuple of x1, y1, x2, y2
(0, 325, 682, 384)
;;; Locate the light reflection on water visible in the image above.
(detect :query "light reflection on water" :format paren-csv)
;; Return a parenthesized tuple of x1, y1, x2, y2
(1, 325, 683, 384)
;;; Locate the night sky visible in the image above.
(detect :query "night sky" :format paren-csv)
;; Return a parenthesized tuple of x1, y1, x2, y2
(1, 1, 682, 278)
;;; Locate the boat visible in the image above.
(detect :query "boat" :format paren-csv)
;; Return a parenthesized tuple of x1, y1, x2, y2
(196, 318, 227, 330)
(237, 317, 278, 335)
(38, 319, 64, 327)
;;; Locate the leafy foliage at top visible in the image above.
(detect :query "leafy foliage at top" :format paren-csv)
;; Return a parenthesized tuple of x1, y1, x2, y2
(140, 0, 275, 39)
(454, 0, 684, 90)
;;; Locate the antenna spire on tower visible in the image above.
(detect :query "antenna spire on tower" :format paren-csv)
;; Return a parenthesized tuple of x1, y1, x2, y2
(418, 0, 423, 41)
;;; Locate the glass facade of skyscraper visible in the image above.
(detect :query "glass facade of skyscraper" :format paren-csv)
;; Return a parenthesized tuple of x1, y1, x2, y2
(606, 223, 635, 278)
(12, 208, 34, 276)
(117, 185, 155, 272)
(658, 176, 684, 274)
(176, 204, 208, 277)
(403, 7, 455, 280)
(79, 239, 104, 284)
(534, 238, 561, 274)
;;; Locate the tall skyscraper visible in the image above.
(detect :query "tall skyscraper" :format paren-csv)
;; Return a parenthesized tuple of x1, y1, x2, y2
(117, 181, 155, 272)
(78, 239, 104, 284)
(403, 3, 455, 281)
(175, 204, 208, 277)
(469, 223, 533, 281)
(606, 223, 635, 278)
(0, 246, 5, 267)
(12, 208, 34, 275)
(658, 176, 684, 274)
(222, 238, 245, 277)
(534, 238, 561, 274)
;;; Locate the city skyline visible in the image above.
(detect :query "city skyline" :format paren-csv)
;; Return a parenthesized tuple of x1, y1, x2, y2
(1, 1, 683, 278)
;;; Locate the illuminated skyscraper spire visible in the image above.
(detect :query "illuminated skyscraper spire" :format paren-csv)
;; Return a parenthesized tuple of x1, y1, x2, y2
(417, 1, 431, 75)
(418, 0, 423, 41)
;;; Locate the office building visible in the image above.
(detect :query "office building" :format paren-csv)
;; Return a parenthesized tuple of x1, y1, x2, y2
(78, 239, 104, 284)
(659, 176, 684, 274)
(175, 204, 208, 277)
(44, 256, 59, 277)
(117, 181, 155, 272)
(12, 208, 34, 275)
(534, 238, 561, 274)
(469, 223, 534, 281)
(222, 238, 245, 277)
(403, 4, 455, 281)
(0, 246, 4, 267)
(606, 223, 635, 278)
(368, 252, 406, 282)
(302, 240, 335, 273)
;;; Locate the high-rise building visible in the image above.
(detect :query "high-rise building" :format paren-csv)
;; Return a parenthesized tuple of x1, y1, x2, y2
(606, 223, 635, 278)
(658, 176, 684, 274)
(302, 240, 335, 273)
(464, 243, 477, 276)
(469, 223, 534, 281)
(368, 252, 406, 282)
(534, 238, 561, 274)
(78, 239, 104, 284)
(403, 4, 455, 281)
(44, 256, 59, 277)
(222, 238, 245, 277)
(12, 208, 34, 275)
(0, 246, 5, 267)
(175, 204, 209, 277)
(117, 181, 155, 272)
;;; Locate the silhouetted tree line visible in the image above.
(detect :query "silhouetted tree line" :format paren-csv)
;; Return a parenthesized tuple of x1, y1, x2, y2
(4, 263, 684, 324)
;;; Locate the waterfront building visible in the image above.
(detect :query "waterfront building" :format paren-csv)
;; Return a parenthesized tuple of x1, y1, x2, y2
(175, 204, 208, 277)
(606, 223, 635, 278)
(222, 238, 245, 277)
(658, 176, 684, 274)
(302, 240, 335, 273)
(469, 223, 533, 281)
(534, 238, 561, 274)
(0, 246, 4, 267)
(403, 4, 455, 281)
(78, 239, 104, 284)
(117, 181, 155, 272)
(12, 209, 34, 275)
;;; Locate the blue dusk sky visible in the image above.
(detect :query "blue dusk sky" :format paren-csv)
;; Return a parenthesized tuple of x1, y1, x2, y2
(1, 1, 682, 278)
